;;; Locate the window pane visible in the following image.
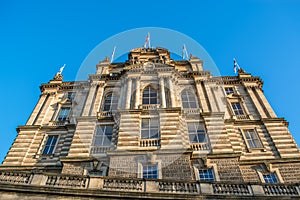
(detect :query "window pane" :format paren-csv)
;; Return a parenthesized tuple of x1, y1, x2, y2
(141, 118, 159, 139)
(57, 108, 70, 121)
(263, 173, 278, 183)
(181, 90, 198, 109)
(188, 122, 207, 144)
(143, 165, 158, 179)
(199, 169, 215, 181)
(93, 125, 113, 146)
(143, 87, 157, 105)
(42, 135, 58, 155)
(244, 129, 262, 149)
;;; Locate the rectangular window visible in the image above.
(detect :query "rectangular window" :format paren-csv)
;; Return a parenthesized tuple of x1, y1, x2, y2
(57, 108, 70, 121)
(42, 135, 58, 155)
(231, 102, 244, 115)
(199, 169, 215, 181)
(225, 87, 234, 95)
(244, 129, 263, 148)
(187, 122, 207, 143)
(263, 173, 278, 183)
(93, 125, 113, 146)
(143, 164, 158, 179)
(67, 92, 75, 100)
(141, 118, 159, 139)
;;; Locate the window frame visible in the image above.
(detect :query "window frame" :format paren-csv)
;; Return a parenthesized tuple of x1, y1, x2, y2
(102, 92, 118, 112)
(140, 118, 160, 139)
(92, 125, 114, 147)
(224, 87, 234, 95)
(242, 129, 263, 149)
(198, 168, 215, 182)
(57, 107, 70, 121)
(187, 122, 207, 144)
(231, 102, 244, 115)
(142, 164, 158, 179)
(142, 86, 157, 105)
(42, 135, 59, 155)
(263, 173, 279, 184)
(181, 89, 198, 109)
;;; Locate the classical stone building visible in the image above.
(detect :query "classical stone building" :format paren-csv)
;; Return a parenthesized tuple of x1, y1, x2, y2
(1, 47, 300, 199)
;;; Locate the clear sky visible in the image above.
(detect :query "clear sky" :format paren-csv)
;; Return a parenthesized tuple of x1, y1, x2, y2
(0, 0, 300, 162)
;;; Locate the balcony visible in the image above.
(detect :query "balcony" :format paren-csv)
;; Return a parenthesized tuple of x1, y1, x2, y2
(139, 138, 160, 147)
(182, 108, 202, 115)
(0, 171, 300, 199)
(139, 104, 160, 110)
(90, 146, 111, 154)
(190, 143, 210, 151)
(48, 120, 66, 126)
(97, 111, 113, 119)
(0, 171, 299, 198)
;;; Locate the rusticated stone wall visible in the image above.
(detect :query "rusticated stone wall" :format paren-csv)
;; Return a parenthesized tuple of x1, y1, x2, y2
(108, 156, 138, 178)
(158, 154, 192, 180)
(61, 163, 85, 175)
(273, 163, 300, 183)
(240, 165, 261, 182)
(210, 158, 243, 182)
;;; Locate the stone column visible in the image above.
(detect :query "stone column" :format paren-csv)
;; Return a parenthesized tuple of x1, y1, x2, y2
(125, 77, 132, 109)
(135, 78, 140, 109)
(168, 77, 176, 107)
(26, 93, 48, 125)
(82, 83, 98, 116)
(160, 77, 166, 108)
(255, 87, 277, 118)
(245, 85, 267, 118)
(195, 80, 209, 112)
(118, 79, 125, 109)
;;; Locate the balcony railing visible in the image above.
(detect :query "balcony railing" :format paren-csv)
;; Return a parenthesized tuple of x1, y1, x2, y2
(263, 184, 299, 196)
(213, 183, 252, 195)
(97, 111, 113, 119)
(235, 114, 250, 120)
(182, 108, 202, 115)
(190, 143, 210, 151)
(140, 138, 160, 147)
(90, 146, 111, 154)
(103, 178, 143, 191)
(0, 171, 299, 198)
(48, 121, 66, 126)
(45, 174, 88, 188)
(139, 104, 160, 110)
(0, 171, 33, 185)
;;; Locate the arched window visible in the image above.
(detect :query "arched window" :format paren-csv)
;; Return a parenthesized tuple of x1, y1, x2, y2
(181, 90, 198, 108)
(102, 93, 118, 111)
(142, 86, 157, 104)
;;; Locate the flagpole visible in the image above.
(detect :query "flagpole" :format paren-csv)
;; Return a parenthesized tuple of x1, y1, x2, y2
(111, 46, 116, 63)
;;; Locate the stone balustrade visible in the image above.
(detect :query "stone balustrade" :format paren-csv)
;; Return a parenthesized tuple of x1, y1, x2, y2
(212, 183, 252, 195)
(0, 171, 33, 184)
(48, 121, 66, 126)
(235, 114, 250, 120)
(139, 104, 160, 110)
(97, 111, 113, 119)
(182, 108, 202, 115)
(190, 143, 210, 151)
(90, 146, 111, 154)
(103, 178, 142, 191)
(140, 138, 160, 147)
(263, 184, 299, 196)
(45, 174, 88, 188)
(0, 171, 299, 198)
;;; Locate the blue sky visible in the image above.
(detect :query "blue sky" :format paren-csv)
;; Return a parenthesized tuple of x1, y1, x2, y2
(1, 0, 300, 162)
